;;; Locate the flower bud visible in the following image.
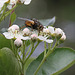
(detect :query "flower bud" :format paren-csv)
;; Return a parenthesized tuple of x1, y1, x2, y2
(23, 28, 30, 36)
(54, 28, 63, 39)
(60, 32, 66, 43)
(31, 34, 37, 41)
(14, 38, 23, 47)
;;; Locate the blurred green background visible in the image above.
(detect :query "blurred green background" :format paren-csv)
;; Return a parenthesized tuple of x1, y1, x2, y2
(0, 0, 75, 75)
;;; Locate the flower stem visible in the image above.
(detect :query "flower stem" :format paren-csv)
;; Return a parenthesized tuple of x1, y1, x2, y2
(44, 41, 46, 57)
(24, 41, 40, 64)
(21, 41, 26, 75)
(24, 44, 32, 59)
(34, 40, 58, 75)
(0, 5, 17, 23)
(9, 4, 15, 27)
(24, 42, 34, 65)
(34, 57, 46, 75)
(0, 4, 7, 22)
(46, 39, 58, 58)
(48, 43, 51, 50)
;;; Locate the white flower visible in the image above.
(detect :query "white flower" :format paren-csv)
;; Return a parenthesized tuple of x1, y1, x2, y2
(55, 28, 63, 36)
(37, 36, 53, 43)
(3, 25, 24, 39)
(14, 38, 23, 47)
(3, 31, 23, 39)
(48, 26, 55, 34)
(3, 25, 31, 40)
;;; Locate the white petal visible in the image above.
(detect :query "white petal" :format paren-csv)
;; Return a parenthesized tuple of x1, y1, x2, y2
(38, 36, 46, 41)
(48, 26, 55, 34)
(5, 35, 14, 39)
(1, 0, 8, 2)
(3, 32, 14, 39)
(24, 0, 31, 5)
(46, 39, 53, 43)
(21, 36, 30, 40)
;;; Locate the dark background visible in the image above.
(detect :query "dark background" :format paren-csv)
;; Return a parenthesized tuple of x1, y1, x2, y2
(0, 0, 75, 75)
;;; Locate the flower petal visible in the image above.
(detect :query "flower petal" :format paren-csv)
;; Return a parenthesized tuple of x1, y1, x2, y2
(3, 32, 14, 39)
(37, 36, 46, 41)
(48, 26, 55, 34)
(45, 39, 53, 43)
(24, 0, 31, 5)
(21, 36, 30, 40)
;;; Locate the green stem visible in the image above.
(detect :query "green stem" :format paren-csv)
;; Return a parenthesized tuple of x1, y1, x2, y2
(48, 43, 51, 51)
(24, 44, 32, 59)
(24, 41, 40, 64)
(44, 41, 46, 57)
(52, 40, 58, 51)
(21, 41, 26, 75)
(34, 40, 58, 75)
(34, 57, 46, 75)
(17, 52, 22, 63)
(15, 47, 18, 57)
(0, 5, 17, 22)
(46, 39, 58, 58)
(23, 41, 26, 61)
(11, 39, 14, 52)
(51, 42, 53, 49)
(24, 42, 34, 65)
(0, 4, 7, 22)
(0, 4, 5, 13)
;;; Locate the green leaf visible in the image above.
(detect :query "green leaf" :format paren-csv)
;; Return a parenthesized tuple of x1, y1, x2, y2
(10, 12, 16, 25)
(39, 16, 56, 26)
(0, 33, 12, 49)
(26, 48, 75, 75)
(0, 47, 19, 75)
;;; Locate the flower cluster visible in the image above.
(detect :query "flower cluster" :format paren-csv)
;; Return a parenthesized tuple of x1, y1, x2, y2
(3, 24, 66, 47)
(0, 0, 31, 11)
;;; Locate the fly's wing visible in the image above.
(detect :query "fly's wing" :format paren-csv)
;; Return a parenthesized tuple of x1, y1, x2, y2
(39, 16, 56, 26)
(18, 17, 33, 22)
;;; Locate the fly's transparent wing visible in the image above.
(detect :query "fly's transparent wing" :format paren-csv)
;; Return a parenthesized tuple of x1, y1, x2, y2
(39, 16, 56, 26)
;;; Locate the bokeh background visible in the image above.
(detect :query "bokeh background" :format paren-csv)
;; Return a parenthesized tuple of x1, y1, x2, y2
(0, 0, 75, 75)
